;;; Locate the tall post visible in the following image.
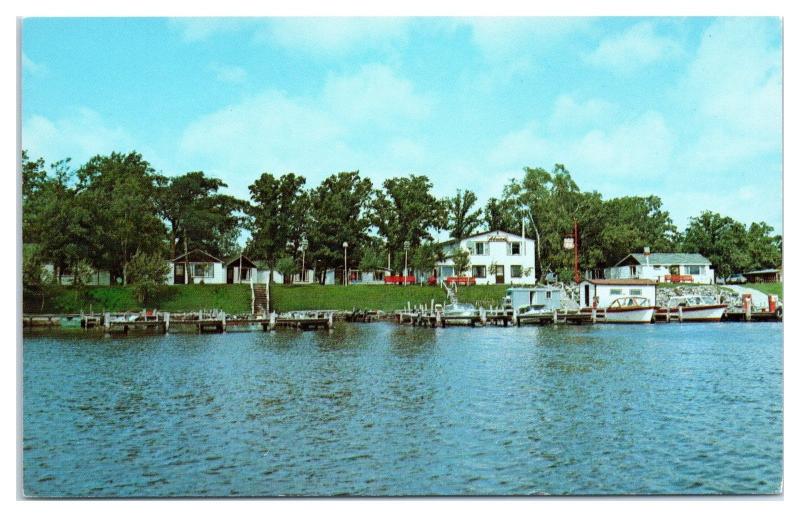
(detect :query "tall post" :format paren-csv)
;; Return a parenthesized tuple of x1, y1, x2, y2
(573, 219, 580, 283)
(403, 240, 410, 286)
(343, 241, 348, 286)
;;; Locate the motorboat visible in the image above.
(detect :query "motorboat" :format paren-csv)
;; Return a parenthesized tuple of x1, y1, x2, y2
(602, 296, 657, 324)
(656, 295, 727, 322)
(443, 302, 478, 318)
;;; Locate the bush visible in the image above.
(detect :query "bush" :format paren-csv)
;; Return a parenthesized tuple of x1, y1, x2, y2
(127, 251, 170, 304)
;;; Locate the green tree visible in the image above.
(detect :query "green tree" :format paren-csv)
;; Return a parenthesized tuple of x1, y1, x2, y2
(76, 152, 167, 284)
(598, 195, 678, 264)
(22, 245, 52, 311)
(410, 241, 444, 277)
(371, 175, 446, 272)
(452, 248, 470, 276)
(746, 222, 782, 270)
(246, 172, 307, 283)
(275, 256, 299, 284)
(446, 189, 483, 240)
(681, 211, 750, 278)
(126, 250, 170, 304)
(307, 171, 374, 284)
(483, 196, 520, 234)
(157, 171, 245, 259)
(358, 243, 387, 272)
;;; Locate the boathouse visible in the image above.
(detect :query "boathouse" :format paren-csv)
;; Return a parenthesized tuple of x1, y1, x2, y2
(506, 286, 562, 311)
(434, 230, 536, 285)
(578, 279, 657, 308)
(604, 251, 715, 284)
(168, 249, 225, 285)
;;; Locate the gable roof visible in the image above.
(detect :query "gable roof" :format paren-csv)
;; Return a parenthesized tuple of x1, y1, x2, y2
(224, 254, 257, 268)
(614, 253, 711, 267)
(583, 279, 657, 286)
(172, 249, 224, 263)
(441, 229, 533, 247)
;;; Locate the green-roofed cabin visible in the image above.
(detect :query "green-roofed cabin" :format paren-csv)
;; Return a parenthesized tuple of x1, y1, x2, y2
(604, 250, 715, 284)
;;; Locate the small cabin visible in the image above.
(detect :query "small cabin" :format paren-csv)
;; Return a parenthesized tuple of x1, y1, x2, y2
(506, 286, 562, 311)
(226, 255, 257, 284)
(578, 279, 656, 308)
(168, 249, 225, 285)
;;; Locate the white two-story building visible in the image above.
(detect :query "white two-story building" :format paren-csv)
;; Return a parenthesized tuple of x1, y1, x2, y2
(434, 230, 536, 285)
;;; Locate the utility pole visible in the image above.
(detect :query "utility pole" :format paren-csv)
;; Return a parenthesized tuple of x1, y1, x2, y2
(573, 219, 580, 283)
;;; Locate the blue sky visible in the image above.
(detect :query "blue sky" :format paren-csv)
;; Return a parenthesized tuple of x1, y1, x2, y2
(21, 17, 783, 232)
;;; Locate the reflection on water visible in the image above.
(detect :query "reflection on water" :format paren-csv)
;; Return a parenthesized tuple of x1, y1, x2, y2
(23, 322, 782, 496)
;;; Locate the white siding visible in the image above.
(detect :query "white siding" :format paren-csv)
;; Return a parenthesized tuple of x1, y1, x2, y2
(436, 230, 536, 285)
(579, 282, 657, 308)
(604, 264, 715, 284)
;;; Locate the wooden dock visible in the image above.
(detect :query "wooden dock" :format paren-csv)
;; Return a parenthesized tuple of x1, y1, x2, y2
(23, 309, 335, 335)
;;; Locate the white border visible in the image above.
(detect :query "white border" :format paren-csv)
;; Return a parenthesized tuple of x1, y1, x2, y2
(4, 1, 795, 516)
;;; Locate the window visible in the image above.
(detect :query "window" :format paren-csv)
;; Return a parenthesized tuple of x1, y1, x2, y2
(510, 242, 521, 255)
(474, 242, 485, 255)
(546, 290, 551, 299)
(630, 289, 642, 296)
(472, 265, 486, 278)
(194, 263, 214, 278)
(687, 265, 702, 275)
(610, 289, 623, 295)
(511, 265, 523, 278)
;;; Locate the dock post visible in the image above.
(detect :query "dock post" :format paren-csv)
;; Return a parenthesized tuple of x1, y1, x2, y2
(327, 312, 334, 330)
(103, 312, 110, 331)
(745, 301, 752, 322)
(221, 312, 226, 332)
(512, 309, 518, 327)
(678, 306, 683, 323)
(553, 309, 558, 325)
(435, 309, 442, 328)
(269, 311, 276, 331)
(591, 308, 597, 324)
(164, 312, 170, 333)
(480, 307, 487, 326)
(665, 308, 670, 323)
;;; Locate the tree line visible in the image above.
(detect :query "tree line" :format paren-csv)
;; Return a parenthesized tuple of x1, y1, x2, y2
(22, 150, 782, 289)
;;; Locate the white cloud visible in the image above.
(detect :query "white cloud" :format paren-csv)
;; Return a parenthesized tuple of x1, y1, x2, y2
(22, 52, 47, 77)
(677, 17, 781, 171)
(167, 18, 249, 42)
(586, 22, 682, 71)
(322, 64, 432, 126)
(549, 95, 618, 133)
(263, 17, 410, 56)
(209, 63, 247, 84)
(177, 63, 435, 198)
(463, 17, 592, 61)
(22, 108, 138, 166)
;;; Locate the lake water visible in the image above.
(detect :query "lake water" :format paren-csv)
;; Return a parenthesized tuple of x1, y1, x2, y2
(23, 322, 783, 496)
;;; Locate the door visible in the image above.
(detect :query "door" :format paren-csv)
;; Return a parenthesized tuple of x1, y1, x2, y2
(495, 265, 505, 284)
(584, 284, 590, 307)
(227, 267, 235, 284)
(174, 263, 185, 284)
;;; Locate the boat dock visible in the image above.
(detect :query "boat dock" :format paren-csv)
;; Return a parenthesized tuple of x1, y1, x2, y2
(23, 309, 335, 335)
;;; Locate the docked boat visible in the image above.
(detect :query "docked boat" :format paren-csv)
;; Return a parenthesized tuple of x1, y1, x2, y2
(656, 295, 727, 322)
(442, 302, 478, 322)
(602, 296, 657, 324)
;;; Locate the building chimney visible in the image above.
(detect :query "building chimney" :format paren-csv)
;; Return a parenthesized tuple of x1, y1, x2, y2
(644, 247, 650, 266)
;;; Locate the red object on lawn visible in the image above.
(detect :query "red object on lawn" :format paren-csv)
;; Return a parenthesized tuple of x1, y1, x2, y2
(384, 275, 416, 285)
(444, 276, 476, 286)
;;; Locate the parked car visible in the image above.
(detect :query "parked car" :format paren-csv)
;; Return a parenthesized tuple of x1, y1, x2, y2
(726, 273, 747, 284)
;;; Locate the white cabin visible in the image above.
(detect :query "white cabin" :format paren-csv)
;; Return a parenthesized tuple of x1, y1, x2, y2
(578, 279, 657, 308)
(435, 230, 536, 285)
(506, 286, 562, 311)
(167, 249, 226, 285)
(604, 252, 715, 285)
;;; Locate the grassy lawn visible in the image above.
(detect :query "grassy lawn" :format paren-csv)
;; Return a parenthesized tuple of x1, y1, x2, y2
(26, 282, 519, 314)
(742, 282, 783, 298)
(24, 284, 252, 314)
(271, 284, 510, 312)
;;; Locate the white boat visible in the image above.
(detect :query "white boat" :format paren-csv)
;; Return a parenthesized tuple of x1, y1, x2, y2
(657, 295, 727, 322)
(602, 296, 657, 324)
(442, 302, 477, 320)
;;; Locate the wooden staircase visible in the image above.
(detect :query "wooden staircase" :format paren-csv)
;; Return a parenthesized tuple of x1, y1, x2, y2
(252, 284, 269, 315)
